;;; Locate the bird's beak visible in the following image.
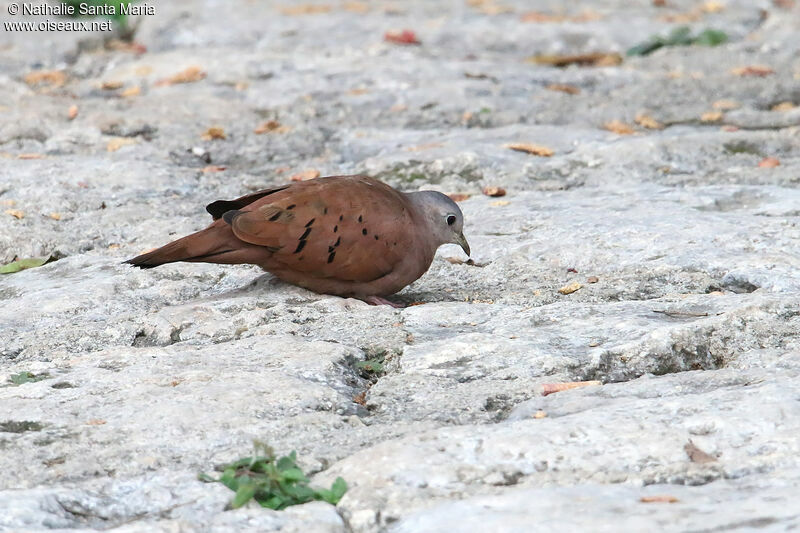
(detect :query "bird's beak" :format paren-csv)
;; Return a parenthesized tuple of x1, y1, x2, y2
(455, 232, 471, 257)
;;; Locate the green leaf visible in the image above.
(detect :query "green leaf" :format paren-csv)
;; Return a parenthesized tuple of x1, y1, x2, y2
(0, 256, 50, 274)
(695, 29, 728, 46)
(232, 483, 256, 509)
(280, 467, 308, 483)
(8, 371, 49, 385)
(197, 473, 216, 483)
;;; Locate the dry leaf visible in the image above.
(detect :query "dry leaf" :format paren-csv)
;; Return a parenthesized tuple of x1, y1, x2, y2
(254, 120, 290, 134)
(506, 143, 554, 156)
(201, 127, 226, 141)
(533, 410, 547, 419)
(684, 440, 716, 463)
(407, 142, 444, 152)
(521, 10, 601, 23)
(528, 52, 622, 67)
(290, 169, 320, 181)
(773, 0, 795, 8)
(541, 380, 601, 396)
(280, 4, 332, 15)
(482, 186, 506, 197)
(731, 65, 774, 77)
(587, 275, 599, 283)
(107, 137, 136, 152)
(106, 39, 147, 54)
(390, 103, 408, 112)
(121, 86, 141, 98)
(348, 88, 369, 95)
(712, 99, 739, 110)
(558, 281, 583, 294)
(546, 83, 580, 95)
(353, 391, 367, 406)
(100, 80, 123, 90)
(5, 209, 24, 219)
(634, 113, 663, 129)
(201, 165, 227, 173)
(156, 66, 206, 86)
(702, 1, 725, 13)
(86, 419, 107, 426)
(448, 193, 471, 202)
(652, 0, 667, 5)
(135, 65, 153, 76)
(758, 157, 780, 168)
(67, 105, 78, 120)
(24, 70, 66, 87)
(343, 1, 369, 13)
(604, 120, 636, 134)
(490, 200, 510, 207)
(771, 101, 796, 111)
(701, 111, 724, 122)
(17, 153, 45, 160)
(0, 199, 15, 207)
(49, 213, 62, 220)
(640, 495, 679, 503)
(660, 11, 702, 22)
(385, 30, 421, 45)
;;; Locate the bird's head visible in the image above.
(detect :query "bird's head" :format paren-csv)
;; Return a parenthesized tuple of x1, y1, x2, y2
(409, 190, 470, 257)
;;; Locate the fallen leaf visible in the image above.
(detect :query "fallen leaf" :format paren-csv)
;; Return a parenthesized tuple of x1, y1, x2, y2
(86, 419, 107, 426)
(684, 439, 716, 463)
(506, 143, 554, 156)
(106, 39, 147, 54)
(521, 10, 601, 23)
(652, 0, 667, 5)
(201, 127, 227, 141)
(758, 157, 780, 168)
(385, 29, 421, 45)
(546, 83, 580, 95)
(343, 1, 369, 13)
(24, 70, 67, 87)
(280, 4, 332, 15)
(640, 495, 679, 503)
(348, 88, 369, 95)
(587, 275, 599, 283)
(135, 65, 153, 76)
(774, 0, 795, 7)
(0, 256, 51, 274)
(201, 165, 227, 173)
(407, 142, 444, 152)
(5, 209, 24, 219)
(490, 200, 510, 207)
(721, 125, 739, 132)
(67, 105, 78, 120)
(100, 80, 123, 90)
(0, 200, 15, 207)
(527, 52, 622, 67)
(541, 380, 601, 396)
(771, 101, 796, 111)
(712, 99, 739, 110)
(731, 65, 774, 77)
(156, 66, 206, 86)
(634, 113, 663, 129)
(604, 120, 636, 134)
(700, 111, 724, 122)
(121, 86, 141, 98)
(290, 169, 320, 181)
(254, 120, 290, 134)
(533, 410, 547, 419)
(448, 193, 472, 202)
(49, 213, 62, 220)
(107, 137, 137, 152)
(353, 391, 367, 405)
(660, 11, 702, 23)
(17, 153, 45, 160)
(108, 243, 120, 250)
(390, 103, 408, 112)
(702, 1, 725, 13)
(558, 281, 582, 294)
(482, 186, 506, 197)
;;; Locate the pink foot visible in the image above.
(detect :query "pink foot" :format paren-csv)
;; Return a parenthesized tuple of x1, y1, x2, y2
(362, 296, 405, 308)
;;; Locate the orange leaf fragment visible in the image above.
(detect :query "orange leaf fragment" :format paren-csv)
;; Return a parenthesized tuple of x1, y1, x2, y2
(634, 113, 663, 130)
(546, 83, 580, 95)
(201, 165, 227, 173)
(343, 1, 369, 13)
(385, 29, 421, 45)
(106, 138, 136, 152)
(290, 169, 320, 181)
(604, 120, 636, 134)
(771, 101, 796, 111)
(67, 105, 79, 120)
(482, 186, 506, 197)
(86, 419, 107, 426)
(121, 86, 141, 98)
(541, 380, 601, 396)
(533, 410, 547, 419)
(49, 212, 62, 220)
(254, 120, 290, 134)
(712, 99, 739, 110)
(758, 157, 780, 168)
(156, 66, 206, 86)
(528, 52, 622, 67)
(201, 127, 226, 141)
(448, 193, 472, 202)
(700, 111, 724, 122)
(24, 70, 67, 87)
(684, 439, 717, 463)
(100, 80, 123, 90)
(490, 200, 510, 207)
(506, 143, 554, 156)
(17, 153, 45, 160)
(280, 4, 332, 15)
(731, 65, 774, 77)
(5, 209, 24, 219)
(640, 495, 679, 503)
(558, 282, 582, 295)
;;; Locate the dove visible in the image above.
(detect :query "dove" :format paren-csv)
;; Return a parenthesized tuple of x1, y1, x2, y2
(126, 175, 470, 306)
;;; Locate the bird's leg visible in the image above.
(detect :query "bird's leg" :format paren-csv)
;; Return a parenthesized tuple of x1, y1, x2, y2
(362, 295, 405, 308)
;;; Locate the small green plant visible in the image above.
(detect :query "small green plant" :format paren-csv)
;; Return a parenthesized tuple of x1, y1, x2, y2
(8, 371, 49, 385)
(627, 26, 728, 56)
(0, 256, 51, 274)
(355, 357, 385, 375)
(199, 444, 347, 510)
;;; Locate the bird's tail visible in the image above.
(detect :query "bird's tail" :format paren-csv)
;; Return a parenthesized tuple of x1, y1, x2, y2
(126, 221, 252, 269)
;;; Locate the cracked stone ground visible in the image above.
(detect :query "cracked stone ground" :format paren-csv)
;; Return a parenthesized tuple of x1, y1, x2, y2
(1, 0, 800, 531)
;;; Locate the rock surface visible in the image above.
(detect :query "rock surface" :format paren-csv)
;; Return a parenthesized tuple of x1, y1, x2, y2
(2, 0, 800, 531)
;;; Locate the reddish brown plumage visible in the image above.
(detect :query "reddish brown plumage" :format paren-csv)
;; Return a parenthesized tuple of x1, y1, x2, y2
(126, 175, 464, 300)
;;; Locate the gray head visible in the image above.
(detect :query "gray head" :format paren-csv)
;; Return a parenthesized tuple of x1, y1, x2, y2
(407, 190, 470, 257)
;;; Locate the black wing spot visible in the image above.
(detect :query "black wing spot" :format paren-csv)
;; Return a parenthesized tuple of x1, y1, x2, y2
(358, 215, 363, 223)
(269, 212, 281, 222)
(327, 251, 336, 263)
(339, 214, 343, 221)
(287, 204, 296, 210)
(362, 228, 368, 236)
(299, 227, 312, 240)
(328, 245, 335, 253)
(305, 218, 315, 227)
(374, 235, 379, 240)
(334, 236, 341, 247)
(294, 240, 307, 254)
(333, 225, 338, 233)
(323, 207, 328, 214)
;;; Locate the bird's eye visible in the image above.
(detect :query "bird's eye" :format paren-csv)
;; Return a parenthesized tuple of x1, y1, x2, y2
(446, 214, 457, 226)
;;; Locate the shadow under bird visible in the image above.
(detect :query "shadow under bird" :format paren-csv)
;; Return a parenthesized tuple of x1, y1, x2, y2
(126, 175, 470, 306)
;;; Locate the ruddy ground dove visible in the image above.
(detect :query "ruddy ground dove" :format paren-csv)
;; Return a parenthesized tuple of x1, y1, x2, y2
(126, 175, 470, 306)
